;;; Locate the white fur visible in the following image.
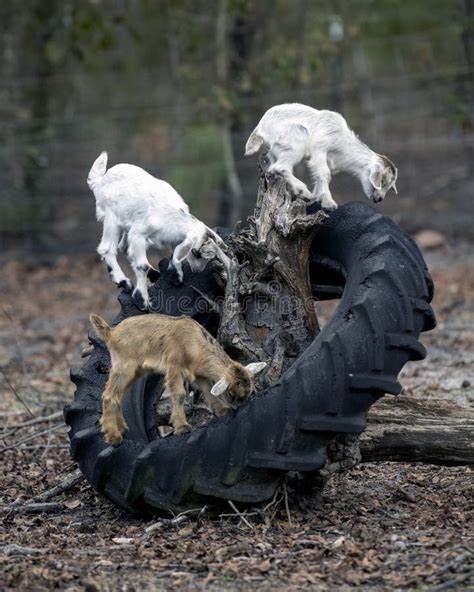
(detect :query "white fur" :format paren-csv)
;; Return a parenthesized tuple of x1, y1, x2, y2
(88, 152, 229, 309)
(245, 103, 398, 210)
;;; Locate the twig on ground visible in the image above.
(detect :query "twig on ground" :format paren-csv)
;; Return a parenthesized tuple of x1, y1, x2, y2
(2, 410, 63, 432)
(257, 487, 284, 528)
(0, 502, 64, 514)
(262, 488, 283, 513)
(173, 506, 208, 519)
(0, 411, 25, 418)
(431, 569, 474, 591)
(283, 481, 292, 527)
(0, 424, 65, 454)
(0, 368, 34, 418)
(40, 426, 55, 461)
(4, 444, 69, 450)
(219, 511, 260, 519)
(144, 521, 165, 534)
(144, 513, 190, 535)
(227, 500, 254, 529)
(0, 544, 47, 557)
(40, 469, 84, 501)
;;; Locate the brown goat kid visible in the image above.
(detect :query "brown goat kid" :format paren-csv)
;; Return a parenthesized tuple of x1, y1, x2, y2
(89, 313, 266, 445)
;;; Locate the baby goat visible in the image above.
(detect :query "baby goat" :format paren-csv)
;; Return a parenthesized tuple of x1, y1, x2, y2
(89, 313, 267, 445)
(87, 152, 229, 310)
(245, 103, 398, 210)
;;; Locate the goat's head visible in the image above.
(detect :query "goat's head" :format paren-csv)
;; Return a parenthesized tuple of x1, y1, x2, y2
(363, 155, 398, 203)
(211, 361, 267, 406)
(186, 238, 218, 275)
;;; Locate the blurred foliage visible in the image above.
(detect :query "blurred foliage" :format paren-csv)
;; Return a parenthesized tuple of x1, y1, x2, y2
(0, 0, 472, 244)
(166, 125, 226, 217)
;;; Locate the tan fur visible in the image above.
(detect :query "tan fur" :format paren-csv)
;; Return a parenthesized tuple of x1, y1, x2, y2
(89, 313, 257, 445)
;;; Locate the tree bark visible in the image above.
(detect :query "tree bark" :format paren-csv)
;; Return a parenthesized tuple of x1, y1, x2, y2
(361, 397, 474, 466)
(217, 171, 327, 384)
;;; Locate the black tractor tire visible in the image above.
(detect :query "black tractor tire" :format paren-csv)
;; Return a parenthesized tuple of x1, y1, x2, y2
(64, 202, 436, 515)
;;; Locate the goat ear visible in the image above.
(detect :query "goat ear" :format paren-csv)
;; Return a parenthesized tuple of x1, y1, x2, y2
(392, 183, 398, 195)
(174, 239, 194, 263)
(369, 169, 383, 191)
(211, 377, 230, 397)
(245, 362, 267, 375)
(245, 130, 264, 156)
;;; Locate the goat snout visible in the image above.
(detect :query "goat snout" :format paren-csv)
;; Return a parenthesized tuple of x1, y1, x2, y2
(371, 192, 385, 203)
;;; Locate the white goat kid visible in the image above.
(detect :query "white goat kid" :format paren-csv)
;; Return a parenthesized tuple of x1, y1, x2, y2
(245, 103, 398, 210)
(87, 152, 228, 310)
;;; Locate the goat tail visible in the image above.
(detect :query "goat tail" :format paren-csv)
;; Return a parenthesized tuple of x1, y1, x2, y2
(244, 128, 264, 156)
(89, 314, 111, 342)
(87, 151, 108, 189)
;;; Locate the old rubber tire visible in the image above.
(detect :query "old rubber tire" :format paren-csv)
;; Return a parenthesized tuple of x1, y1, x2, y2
(64, 202, 436, 515)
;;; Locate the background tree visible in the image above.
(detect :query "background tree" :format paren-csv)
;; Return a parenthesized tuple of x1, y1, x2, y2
(0, 0, 471, 251)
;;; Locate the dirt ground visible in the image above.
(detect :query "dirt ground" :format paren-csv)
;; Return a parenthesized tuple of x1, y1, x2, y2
(0, 236, 473, 591)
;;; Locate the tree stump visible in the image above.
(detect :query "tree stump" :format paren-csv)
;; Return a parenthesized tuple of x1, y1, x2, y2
(217, 171, 328, 385)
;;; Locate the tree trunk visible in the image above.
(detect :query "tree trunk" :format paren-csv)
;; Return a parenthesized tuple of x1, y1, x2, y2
(215, 0, 244, 226)
(217, 171, 327, 384)
(361, 397, 474, 466)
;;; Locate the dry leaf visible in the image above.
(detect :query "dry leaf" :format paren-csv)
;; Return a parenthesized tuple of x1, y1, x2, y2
(256, 559, 271, 573)
(112, 537, 134, 545)
(64, 499, 82, 509)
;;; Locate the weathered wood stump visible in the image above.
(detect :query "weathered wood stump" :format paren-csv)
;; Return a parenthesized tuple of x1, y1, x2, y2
(217, 172, 327, 385)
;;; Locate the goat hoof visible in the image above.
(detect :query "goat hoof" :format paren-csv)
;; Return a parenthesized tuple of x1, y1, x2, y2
(322, 203, 338, 212)
(132, 290, 149, 311)
(118, 279, 133, 293)
(170, 273, 183, 286)
(103, 429, 124, 446)
(147, 267, 160, 283)
(174, 422, 191, 434)
(166, 262, 182, 285)
(296, 189, 313, 202)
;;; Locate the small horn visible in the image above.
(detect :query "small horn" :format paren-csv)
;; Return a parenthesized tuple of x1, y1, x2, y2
(392, 183, 398, 195)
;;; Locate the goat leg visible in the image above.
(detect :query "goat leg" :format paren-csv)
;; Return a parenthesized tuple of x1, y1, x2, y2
(166, 372, 191, 434)
(308, 154, 338, 211)
(267, 166, 313, 202)
(100, 368, 135, 445)
(97, 216, 132, 291)
(128, 234, 154, 310)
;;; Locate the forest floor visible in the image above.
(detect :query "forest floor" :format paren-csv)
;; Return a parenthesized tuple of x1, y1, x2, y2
(0, 238, 473, 591)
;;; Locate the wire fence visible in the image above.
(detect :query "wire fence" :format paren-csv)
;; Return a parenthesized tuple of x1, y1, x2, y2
(0, 19, 472, 253)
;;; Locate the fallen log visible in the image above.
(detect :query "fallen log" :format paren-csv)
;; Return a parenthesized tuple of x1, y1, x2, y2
(155, 394, 473, 467)
(361, 397, 474, 466)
